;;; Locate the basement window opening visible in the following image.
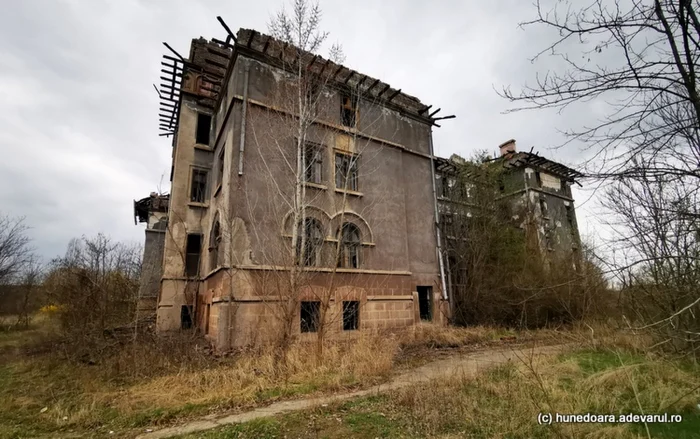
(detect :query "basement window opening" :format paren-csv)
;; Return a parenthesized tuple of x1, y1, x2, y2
(196, 113, 212, 145)
(180, 305, 193, 329)
(300, 301, 320, 333)
(343, 301, 359, 331)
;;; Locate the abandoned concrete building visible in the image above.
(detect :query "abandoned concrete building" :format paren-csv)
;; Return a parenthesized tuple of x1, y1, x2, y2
(136, 24, 456, 350)
(434, 139, 584, 308)
(135, 23, 583, 349)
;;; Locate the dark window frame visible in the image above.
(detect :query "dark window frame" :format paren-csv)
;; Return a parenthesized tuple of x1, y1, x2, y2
(180, 305, 194, 329)
(216, 146, 225, 192)
(337, 222, 361, 268)
(300, 301, 320, 333)
(209, 218, 221, 270)
(303, 143, 324, 185)
(297, 217, 324, 267)
(342, 300, 360, 331)
(335, 152, 359, 191)
(196, 113, 212, 145)
(190, 168, 209, 203)
(185, 234, 202, 277)
(417, 286, 432, 321)
(340, 92, 358, 127)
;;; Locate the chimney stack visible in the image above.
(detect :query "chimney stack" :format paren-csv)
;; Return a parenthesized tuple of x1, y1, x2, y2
(499, 139, 516, 156)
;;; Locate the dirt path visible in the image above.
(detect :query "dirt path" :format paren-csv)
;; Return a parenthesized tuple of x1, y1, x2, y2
(137, 343, 565, 439)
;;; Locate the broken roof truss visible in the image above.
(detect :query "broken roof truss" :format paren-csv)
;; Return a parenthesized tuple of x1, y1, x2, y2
(155, 17, 453, 138)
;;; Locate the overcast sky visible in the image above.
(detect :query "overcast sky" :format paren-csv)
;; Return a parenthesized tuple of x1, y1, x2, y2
(0, 0, 603, 261)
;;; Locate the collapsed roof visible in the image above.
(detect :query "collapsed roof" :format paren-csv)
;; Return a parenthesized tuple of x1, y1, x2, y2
(156, 18, 452, 138)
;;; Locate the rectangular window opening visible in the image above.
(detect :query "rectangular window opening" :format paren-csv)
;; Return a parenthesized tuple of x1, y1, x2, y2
(340, 93, 357, 127)
(343, 301, 359, 331)
(204, 304, 211, 335)
(216, 146, 225, 190)
(190, 168, 208, 203)
(335, 153, 358, 191)
(196, 113, 212, 145)
(185, 234, 202, 277)
(303, 143, 323, 184)
(300, 301, 320, 333)
(180, 305, 193, 329)
(417, 286, 432, 321)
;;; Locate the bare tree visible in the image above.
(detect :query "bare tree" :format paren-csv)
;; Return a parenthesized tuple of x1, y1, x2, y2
(502, 0, 700, 181)
(504, 0, 700, 353)
(14, 257, 43, 328)
(45, 234, 142, 358)
(603, 172, 700, 355)
(439, 153, 607, 327)
(210, 0, 403, 362)
(0, 213, 33, 285)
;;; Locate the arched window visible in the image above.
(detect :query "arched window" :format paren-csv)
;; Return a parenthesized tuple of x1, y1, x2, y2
(209, 218, 221, 270)
(297, 218, 324, 267)
(337, 222, 361, 268)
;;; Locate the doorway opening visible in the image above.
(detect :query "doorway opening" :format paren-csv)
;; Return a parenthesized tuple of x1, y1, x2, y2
(417, 286, 432, 321)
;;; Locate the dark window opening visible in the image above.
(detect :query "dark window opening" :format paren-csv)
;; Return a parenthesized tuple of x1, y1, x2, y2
(417, 286, 432, 321)
(340, 93, 357, 127)
(216, 146, 225, 190)
(335, 153, 358, 191)
(185, 234, 202, 277)
(209, 219, 221, 269)
(337, 222, 361, 268)
(297, 217, 324, 267)
(190, 168, 208, 203)
(204, 304, 211, 335)
(196, 113, 212, 145)
(539, 198, 549, 218)
(343, 301, 359, 331)
(180, 305, 193, 329)
(300, 301, 320, 333)
(303, 143, 323, 184)
(535, 171, 542, 188)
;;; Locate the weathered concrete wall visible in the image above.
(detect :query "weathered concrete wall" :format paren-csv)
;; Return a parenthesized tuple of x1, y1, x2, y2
(157, 38, 444, 346)
(138, 229, 165, 301)
(199, 53, 442, 348)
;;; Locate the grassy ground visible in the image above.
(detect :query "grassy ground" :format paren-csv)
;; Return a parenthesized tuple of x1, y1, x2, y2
(0, 316, 535, 439)
(177, 347, 700, 439)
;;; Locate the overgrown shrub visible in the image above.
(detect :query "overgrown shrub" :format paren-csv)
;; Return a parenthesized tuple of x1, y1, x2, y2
(441, 153, 610, 328)
(43, 234, 142, 359)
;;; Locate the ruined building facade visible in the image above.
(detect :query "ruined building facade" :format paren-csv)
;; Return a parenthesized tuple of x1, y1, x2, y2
(136, 26, 583, 348)
(138, 27, 450, 350)
(434, 139, 584, 318)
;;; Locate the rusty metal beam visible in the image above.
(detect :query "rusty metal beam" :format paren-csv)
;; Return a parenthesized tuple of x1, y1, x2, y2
(163, 42, 186, 62)
(216, 16, 237, 43)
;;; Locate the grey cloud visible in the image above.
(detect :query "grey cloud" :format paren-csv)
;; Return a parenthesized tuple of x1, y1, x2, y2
(0, 0, 605, 261)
